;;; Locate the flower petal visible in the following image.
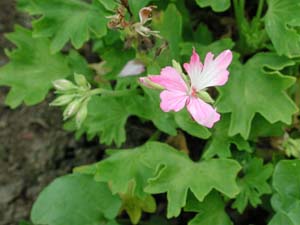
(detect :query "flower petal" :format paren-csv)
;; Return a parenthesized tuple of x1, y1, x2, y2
(190, 50, 233, 91)
(186, 96, 220, 128)
(183, 48, 203, 85)
(148, 66, 188, 92)
(119, 60, 145, 77)
(160, 90, 189, 112)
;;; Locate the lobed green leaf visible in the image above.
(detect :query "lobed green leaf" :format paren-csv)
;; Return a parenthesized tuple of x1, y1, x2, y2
(0, 26, 70, 108)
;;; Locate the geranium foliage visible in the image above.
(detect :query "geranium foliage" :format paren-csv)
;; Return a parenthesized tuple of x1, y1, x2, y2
(1, 0, 300, 224)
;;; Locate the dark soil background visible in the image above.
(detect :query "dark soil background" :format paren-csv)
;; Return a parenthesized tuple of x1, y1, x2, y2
(0, 1, 105, 224)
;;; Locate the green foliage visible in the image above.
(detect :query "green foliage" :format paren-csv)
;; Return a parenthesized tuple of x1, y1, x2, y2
(154, 4, 182, 60)
(31, 173, 121, 225)
(181, 38, 235, 60)
(145, 150, 241, 218)
(195, 0, 231, 12)
(265, 0, 300, 57)
(133, 88, 178, 136)
(76, 94, 139, 147)
(232, 158, 273, 213)
(18, 0, 108, 53)
(76, 142, 241, 218)
(217, 53, 298, 139)
(203, 114, 251, 159)
(0, 26, 70, 108)
(269, 160, 300, 225)
(185, 192, 233, 225)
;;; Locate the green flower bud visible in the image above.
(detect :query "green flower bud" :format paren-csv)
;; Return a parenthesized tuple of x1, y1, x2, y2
(50, 94, 76, 106)
(74, 73, 91, 89)
(53, 79, 77, 91)
(172, 60, 183, 74)
(63, 98, 83, 120)
(76, 103, 88, 128)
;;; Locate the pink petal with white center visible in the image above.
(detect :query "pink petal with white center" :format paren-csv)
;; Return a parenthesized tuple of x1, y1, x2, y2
(190, 50, 233, 91)
(148, 66, 188, 92)
(186, 96, 220, 128)
(183, 48, 203, 86)
(160, 90, 189, 112)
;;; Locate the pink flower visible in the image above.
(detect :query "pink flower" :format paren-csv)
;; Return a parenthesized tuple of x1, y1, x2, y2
(140, 49, 232, 128)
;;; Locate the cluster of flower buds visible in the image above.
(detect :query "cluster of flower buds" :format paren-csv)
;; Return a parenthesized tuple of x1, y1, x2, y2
(51, 74, 93, 128)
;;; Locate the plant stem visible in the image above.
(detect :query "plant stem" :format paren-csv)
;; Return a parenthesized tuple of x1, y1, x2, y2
(88, 88, 138, 97)
(232, 0, 247, 36)
(233, 0, 243, 31)
(255, 0, 264, 19)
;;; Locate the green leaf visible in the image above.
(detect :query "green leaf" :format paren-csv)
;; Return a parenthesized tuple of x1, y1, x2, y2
(203, 114, 251, 159)
(269, 160, 300, 225)
(232, 158, 273, 213)
(180, 38, 235, 60)
(265, 0, 300, 57)
(78, 94, 138, 146)
(74, 142, 158, 198)
(249, 115, 284, 140)
(185, 192, 233, 225)
(100, 45, 136, 79)
(76, 142, 241, 218)
(195, 0, 230, 12)
(31, 174, 121, 225)
(193, 23, 213, 44)
(98, 0, 118, 11)
(67, 50, 93, 80)
(133, 88, 178, 135)
(217, 53, 298, 139)
(0, 26, 70, 108)
(175, 109, 211, 139)
(154, 4, 182, 59)
(144, 147, 241, 218)
(18, 0, 108, 53)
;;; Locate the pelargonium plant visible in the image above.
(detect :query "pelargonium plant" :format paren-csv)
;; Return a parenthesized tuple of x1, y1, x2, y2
(0, 0, 300, 225)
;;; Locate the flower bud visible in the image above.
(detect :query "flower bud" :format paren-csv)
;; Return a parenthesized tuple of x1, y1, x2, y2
(74, 73, 91, 89)
(139, 77, 164, 90)
(63, 98, 82, 120)
(76, 103, 88, 128)
(50, 94, 76, 106)
(53, 79, 77, 91)
(172, 60, 183, 74)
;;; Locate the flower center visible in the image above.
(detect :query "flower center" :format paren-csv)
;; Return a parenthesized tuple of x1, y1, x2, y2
(189, 86, 198, 97)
